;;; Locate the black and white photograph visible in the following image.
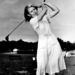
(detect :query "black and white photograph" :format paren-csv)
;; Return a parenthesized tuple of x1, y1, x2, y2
(0, 0, 75, 75)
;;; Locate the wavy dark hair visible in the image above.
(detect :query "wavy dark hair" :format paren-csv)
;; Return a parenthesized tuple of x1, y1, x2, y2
(24, 4, 38, 22)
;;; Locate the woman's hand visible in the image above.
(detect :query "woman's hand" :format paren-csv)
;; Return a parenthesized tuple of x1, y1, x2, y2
(37, 2, 47, 8)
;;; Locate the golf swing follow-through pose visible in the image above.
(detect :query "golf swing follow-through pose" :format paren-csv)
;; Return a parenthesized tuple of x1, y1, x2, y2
(5, 0, 66, 75)
(24, 0, 66, 75)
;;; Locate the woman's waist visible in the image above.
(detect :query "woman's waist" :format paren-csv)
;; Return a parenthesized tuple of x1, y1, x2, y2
(39, 33, 57, 41)
(39, 33, 53, 37)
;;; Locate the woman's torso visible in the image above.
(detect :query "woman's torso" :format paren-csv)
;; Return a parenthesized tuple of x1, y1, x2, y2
(30, 14, 58, 45)
(35, 15, 59, 48)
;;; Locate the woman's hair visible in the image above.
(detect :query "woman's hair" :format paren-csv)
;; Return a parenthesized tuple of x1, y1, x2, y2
(24, 4, 38, 22)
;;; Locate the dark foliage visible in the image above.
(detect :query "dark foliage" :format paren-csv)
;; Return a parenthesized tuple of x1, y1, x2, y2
(0, 38, 75, 53)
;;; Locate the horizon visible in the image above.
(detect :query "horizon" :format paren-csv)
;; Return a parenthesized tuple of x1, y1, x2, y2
(0, 37, 75, 44)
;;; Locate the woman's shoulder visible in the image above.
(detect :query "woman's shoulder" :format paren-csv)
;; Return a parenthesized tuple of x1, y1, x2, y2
(30, 16, 38, 24)
(29, 16, 39, 29)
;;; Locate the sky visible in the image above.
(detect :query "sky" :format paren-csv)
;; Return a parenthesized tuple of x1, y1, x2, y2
(0, 0, 75, 43)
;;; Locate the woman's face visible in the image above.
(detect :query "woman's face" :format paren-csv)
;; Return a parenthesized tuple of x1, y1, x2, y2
(28, 6, 38, 17)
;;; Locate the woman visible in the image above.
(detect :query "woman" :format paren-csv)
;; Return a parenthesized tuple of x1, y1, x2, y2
(24, 2, 66, 75)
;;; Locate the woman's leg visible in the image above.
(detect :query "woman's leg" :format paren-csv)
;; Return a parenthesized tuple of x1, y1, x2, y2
(36, 48, 48, 75)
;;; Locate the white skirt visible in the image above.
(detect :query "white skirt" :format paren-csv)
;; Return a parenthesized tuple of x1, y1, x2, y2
(36, 35, 66, 75)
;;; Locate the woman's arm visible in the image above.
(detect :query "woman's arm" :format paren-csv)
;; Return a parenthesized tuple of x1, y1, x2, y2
(30, 4, 47, 29)
(44, 2, 60, 18)
(37, 4, 47, 21)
